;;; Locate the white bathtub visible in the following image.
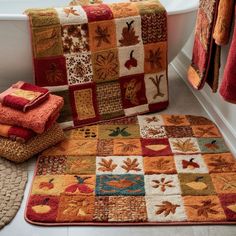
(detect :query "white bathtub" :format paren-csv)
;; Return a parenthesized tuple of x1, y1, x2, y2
(0, 0, 198, 88)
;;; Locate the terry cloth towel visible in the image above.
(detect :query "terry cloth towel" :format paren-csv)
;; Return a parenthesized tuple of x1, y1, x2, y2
(213, 0, 235, 46)
(0, 81, 49, 112)
(0, 123, 35, 143)
(0, 94, 64, 134)
(25, 0, 169, 129)
(219, 5, 236, 103)
(188, 0, 220, 92)
(0, 123, 65, 163)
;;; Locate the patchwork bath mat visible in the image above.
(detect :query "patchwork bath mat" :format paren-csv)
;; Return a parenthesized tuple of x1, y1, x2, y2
(25, 114, 236, 225)
(25, 0, 168, 128)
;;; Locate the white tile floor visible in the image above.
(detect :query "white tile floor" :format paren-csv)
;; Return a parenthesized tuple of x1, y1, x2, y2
(1, 66, 236, 236)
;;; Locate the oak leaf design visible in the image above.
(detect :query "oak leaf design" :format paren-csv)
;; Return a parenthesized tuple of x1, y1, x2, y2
(166, 115, 185, 125)
(98, 158, 117, 172)
(121, 158, 141, 172)
(155, 201, 180, 216)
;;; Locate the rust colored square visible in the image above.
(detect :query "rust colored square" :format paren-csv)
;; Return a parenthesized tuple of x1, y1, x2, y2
(192, 125, 221, 138)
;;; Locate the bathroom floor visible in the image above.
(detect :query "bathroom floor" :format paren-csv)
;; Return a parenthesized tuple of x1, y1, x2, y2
(1, 65, 236, 236)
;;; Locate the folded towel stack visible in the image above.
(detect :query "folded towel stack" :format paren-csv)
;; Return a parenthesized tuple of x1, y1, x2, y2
(0, 81, 65, 162)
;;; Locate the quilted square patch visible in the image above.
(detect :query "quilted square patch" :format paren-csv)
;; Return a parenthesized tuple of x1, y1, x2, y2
(26, 195, 59, 223)
(97, 139, 114, 156)
(203, 153, 236, 173)
(34, 56, 67, 86)
(174, 154, 209, 174)
(162, 115, 190, 126)
(96, 81, 124, 119)
(145, 174, 181, 195)
(115, 16, 142, 47)
(118, 45, 144, 76)
(140, 125, 167, 138)
(109, 2, 139, 18)
(53, 89, 73, 122)
(96, 174, 145, 196)
(141, 138, 172, 156)
(92, 49, 119, 83)
(36, 156, 67, 175)
(211, 173, 236, 194)
(32, 25, 63, 58)
(108, 196, 147, 222)
(96, 156, 143, 174)
(82, 4, 113, 22)
(143, 156, 177, 174)
(88, 20, 116, 52)
(66, 53, 93, 85)
(56, 6, 88, 25)
(61, 24, 89, 54)
(178, 173, 216, 196)
(145, 195, 187, 222)
(219, 194, 236, 221)
(169, 138, 200, 154)
(183, 196, 226, 222)
(165, 126, 193, 138)
(197, 138, 229, 154)
(65, 125, 98, 139)
(137, 114, 164, 127)
(192, 125, 221, 138)
(65, 156, 96, 175)
(69, 83, 99, 125)
(144, 42, 167, 73)
(98, 124, 140, 139)
(144, 71, 168, 104)
(56, 194, 95, 222)
(186, 115, 213, 125)
(113, 139, 142, 155)
(119, 74, 147, 108)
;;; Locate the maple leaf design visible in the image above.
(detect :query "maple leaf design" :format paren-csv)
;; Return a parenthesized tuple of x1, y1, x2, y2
(116, 142, 139, 153)
(152, 178, 174, 192)
(166, 115, 185, 125)
(172, 139, 198, 152)
(155, 201, 180, 216)
(188, 200, 218, 218)
(94, 26, 110, 47)
(208, 156, 235, 172)
(145, 116, 160, 123)
(98, 158, 117, 172)
(121, 158, 141, 172)
(145, 48, 162, 69)
(195, 126, 218, 137)
(63, 7, 80, 17)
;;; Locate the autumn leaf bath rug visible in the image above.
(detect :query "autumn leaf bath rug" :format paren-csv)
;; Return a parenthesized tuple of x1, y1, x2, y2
(25, 114, 236, 225)
(25, 0, 168, 128)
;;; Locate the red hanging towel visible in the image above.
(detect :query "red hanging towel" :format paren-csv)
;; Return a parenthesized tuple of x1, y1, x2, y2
(219, 5, 236, 103)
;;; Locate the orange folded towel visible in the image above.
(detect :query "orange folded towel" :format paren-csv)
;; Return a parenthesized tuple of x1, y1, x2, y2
(0, 94, 64, 134)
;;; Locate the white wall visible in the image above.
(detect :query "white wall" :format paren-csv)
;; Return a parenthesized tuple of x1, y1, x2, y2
(174, 27, 236, 153)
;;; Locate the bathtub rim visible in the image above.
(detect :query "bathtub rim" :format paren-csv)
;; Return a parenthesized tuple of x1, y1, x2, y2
(0, 2, 199, 21)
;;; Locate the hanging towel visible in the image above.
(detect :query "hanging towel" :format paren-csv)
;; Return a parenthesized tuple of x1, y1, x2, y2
(188, 0, 220, 92)
(0, 123, 35, 143)
(0, 94, 63, 134)
(213, 0, 235, 46)
(219, 5, 236, 103)
(0, 81, 49, 112)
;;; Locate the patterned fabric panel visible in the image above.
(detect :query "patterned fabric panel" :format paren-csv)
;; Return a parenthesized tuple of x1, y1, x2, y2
(26, 0, 168, 128)
(25, 115, 236, 225)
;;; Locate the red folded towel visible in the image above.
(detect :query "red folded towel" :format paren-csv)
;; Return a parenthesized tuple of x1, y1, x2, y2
(0, 123, 35, 143)
(0, 94, 64, 134)
(0, 81, 49, 112)
(220, 5, 236, 103)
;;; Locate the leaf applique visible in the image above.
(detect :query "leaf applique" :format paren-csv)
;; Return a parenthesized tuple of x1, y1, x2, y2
(106, 179, 135, 188)
(119, 21, 140, 46)
(188, 200, 218, 218)
(63, 7, 80, 17)
(146, 127, 165, 137)
(45, 63, 65, 84)
(63, 199, 89, 216)
(152, 178, 174, 192)
(145, 116, 160, 123)
(145, 48, 162, 69)
(151, 158, 171, 170)
(155, 201, 180, 216)
(149, 75, 165, 99)
(98, 158, 117, 172)
(166, 115, 185, 125)
(208, 156, 235, 172)
(124, 78, 142, 105)
(108, 127, 131, 137)
(217, 176, 236, 191)
(94, 26, 111, 47)
(121, 158, 141, 172)
(172, 139, 198, 152)
(195, 126, 218, 137)
(116, 142, 139, 153)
